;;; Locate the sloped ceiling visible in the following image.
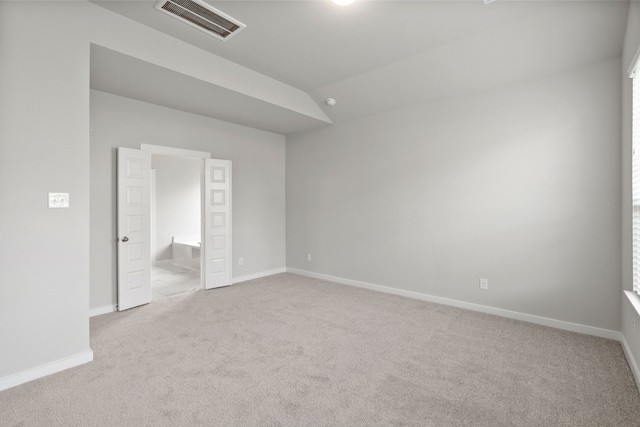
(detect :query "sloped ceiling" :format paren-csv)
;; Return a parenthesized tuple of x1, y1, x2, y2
(90, 45, 332, 135)
(91, 0, 629, 135)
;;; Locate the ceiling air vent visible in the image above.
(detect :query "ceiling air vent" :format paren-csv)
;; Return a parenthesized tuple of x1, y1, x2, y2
(155, 0, 246, 41)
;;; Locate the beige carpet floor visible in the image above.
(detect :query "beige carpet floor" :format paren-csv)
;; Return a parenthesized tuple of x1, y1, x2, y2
(1, 273, 640, 426)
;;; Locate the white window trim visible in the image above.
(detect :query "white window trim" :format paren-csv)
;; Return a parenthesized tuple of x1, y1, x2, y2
(631, 49, 640, 296)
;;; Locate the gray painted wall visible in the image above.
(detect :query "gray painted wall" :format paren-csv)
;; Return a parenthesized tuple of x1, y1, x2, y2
(90, 90, 286, 311)
(152, 154, 201, 262)
(0, 1, 94, 379)
(287, 57, 622, 331)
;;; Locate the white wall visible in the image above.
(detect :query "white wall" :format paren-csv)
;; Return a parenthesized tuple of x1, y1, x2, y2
(287, 57, 622, 332)
(621, 0, 640, 382)
(152, 154, 201, 262)
(90, 90, 286, 311)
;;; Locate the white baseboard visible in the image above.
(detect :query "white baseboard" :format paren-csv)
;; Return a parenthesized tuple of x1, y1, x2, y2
(88, 268, 287, 317)
(233, 267, 286, 284)
(0, 350, 93, 392)
(621, 334, 640, 393)
(286, 268, 621, 341)
(89, 304, 117, 318)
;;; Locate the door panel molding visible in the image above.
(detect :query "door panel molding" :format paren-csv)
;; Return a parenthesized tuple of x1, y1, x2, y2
(117, 147, 152, 311)
(203, 159, 232, 289)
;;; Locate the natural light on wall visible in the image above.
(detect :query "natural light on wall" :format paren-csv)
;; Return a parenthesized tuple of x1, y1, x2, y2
(632, 52, 640, 295)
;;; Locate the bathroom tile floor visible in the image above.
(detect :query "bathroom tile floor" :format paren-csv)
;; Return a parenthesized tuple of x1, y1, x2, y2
(151, 263, 202, 301)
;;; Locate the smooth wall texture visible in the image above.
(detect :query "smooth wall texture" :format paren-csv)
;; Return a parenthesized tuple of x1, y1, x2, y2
(90, 90, 286, 311)
(152, 154, 201, 262)
(287, 57, 622, 331)
(0, 1, 94, 380)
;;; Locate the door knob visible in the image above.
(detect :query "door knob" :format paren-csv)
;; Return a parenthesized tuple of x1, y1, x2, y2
(121, 236, 129, 242)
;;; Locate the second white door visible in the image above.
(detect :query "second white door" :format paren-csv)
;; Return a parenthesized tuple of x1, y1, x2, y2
(203, 158, 232, 289)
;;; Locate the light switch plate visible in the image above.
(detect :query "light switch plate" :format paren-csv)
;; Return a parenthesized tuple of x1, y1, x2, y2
(49, 192, 69, 208)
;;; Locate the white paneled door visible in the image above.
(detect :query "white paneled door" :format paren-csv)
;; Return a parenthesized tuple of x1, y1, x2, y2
(203, 159, 232, 289)
(117, 147, 152, 311)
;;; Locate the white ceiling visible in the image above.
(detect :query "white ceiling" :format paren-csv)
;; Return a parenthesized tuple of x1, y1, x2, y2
(90, 0, 629, 134)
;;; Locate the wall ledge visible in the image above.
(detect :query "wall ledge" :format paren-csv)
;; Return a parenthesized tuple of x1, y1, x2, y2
(0, 350, 93, 392)
(287, 267, 621, 340)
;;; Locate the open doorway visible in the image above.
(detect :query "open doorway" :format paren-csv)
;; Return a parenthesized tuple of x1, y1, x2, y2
(116, 144, 232, 311)
(150, 153, 202, 301)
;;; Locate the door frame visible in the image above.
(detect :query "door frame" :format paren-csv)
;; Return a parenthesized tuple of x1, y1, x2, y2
(140, 144, 211, 290)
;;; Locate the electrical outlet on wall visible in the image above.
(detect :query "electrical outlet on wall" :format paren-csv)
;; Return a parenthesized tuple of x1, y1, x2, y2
(307, 253, 312, 262)
(238, 258, 243, 266)
(479, 278, 489, 290)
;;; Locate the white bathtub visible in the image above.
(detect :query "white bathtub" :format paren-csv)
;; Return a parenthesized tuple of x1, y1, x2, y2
(172, 235, 200, 271)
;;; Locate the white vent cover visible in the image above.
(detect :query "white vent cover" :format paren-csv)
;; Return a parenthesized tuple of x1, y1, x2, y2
(155, 0, 246, 41)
